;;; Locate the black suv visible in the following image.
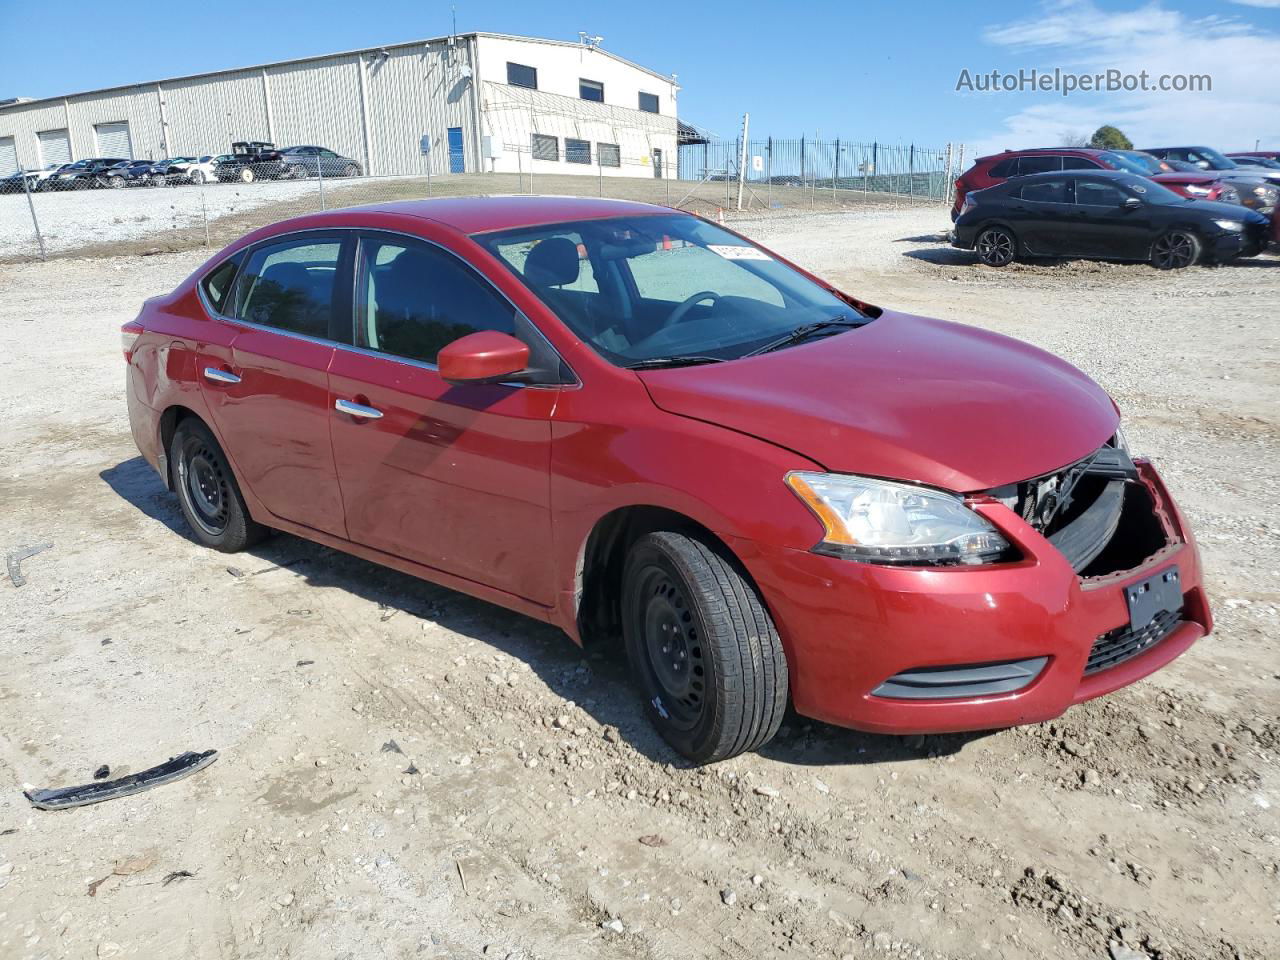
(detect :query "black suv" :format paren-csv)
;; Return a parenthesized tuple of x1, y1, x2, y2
(215, 142, 284, 183)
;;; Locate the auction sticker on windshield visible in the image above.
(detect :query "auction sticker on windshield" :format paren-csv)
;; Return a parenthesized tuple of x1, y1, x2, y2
(707, 245, 772, 261)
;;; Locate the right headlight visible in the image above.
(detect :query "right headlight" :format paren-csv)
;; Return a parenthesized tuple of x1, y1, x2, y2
(785, 472, 1011, 566)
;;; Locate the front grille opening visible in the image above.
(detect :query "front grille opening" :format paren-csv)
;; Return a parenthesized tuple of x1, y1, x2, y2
(1086, 606, 1182, 674)
(1078, 482, 1169, 578)
(1041, 474, 1110, 539)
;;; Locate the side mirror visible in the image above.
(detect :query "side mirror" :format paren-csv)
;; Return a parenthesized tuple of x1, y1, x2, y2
(1122, 196, 1143, 210)
(438, 331, 530, 385)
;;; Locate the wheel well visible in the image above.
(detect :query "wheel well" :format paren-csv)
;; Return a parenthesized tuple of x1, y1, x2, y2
(575, 506, 743, 647)
(157, 405, 202, 489)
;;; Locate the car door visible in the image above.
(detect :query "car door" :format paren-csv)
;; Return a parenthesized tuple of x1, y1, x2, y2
(1069, 178, 1156, 259)
(327, 231, 561, 604)
(318, 149, 342, 176)
(197, 232, 351, 538)
(1014, 177, 1075, 255)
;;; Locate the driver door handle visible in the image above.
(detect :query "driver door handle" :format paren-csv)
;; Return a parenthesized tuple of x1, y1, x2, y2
(335, 398, 383, 420)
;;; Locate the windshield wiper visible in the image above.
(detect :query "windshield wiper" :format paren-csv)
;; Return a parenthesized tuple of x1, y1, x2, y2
(624, 355, 727, 370)
(743, 318, 863, 358)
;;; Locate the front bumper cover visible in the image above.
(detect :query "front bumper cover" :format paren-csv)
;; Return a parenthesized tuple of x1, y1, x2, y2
(732, 459, 1210, 735)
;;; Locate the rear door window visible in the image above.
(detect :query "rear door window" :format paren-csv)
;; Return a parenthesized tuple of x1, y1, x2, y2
(1019, 155, 1063, 175)
(232, 237, 343, 338)
(1061, 156, 1101, 169)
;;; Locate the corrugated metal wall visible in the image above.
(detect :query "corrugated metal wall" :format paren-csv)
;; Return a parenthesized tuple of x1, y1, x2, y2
(365, 41, 477, 177)
(162, 69, 272, 157)
(268, 56, 365, 163)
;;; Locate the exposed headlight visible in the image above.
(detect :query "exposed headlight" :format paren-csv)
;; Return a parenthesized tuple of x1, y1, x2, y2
(785, 472, 1011, 565)
(1254, 185, 1277, 198)
(1183, 184, 1211, 196)
(1213, 219, 1244, 231)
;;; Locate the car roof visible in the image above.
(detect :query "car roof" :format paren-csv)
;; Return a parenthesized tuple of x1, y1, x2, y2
(265, 195, 677, 235)
(977, 147, 1107, 162)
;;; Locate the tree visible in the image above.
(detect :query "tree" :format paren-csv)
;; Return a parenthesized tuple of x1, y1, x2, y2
(1090, 125, 1133, 150)
(1059, 130, 1091, 147)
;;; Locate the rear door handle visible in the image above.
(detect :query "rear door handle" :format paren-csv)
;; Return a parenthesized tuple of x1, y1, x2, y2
(335, 398, 383, 420)
(203, 366, 241, 384)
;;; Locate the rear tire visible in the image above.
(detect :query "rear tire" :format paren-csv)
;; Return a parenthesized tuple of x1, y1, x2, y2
(1151, 230, 1201, 269)
(239, 167, 255, 184)
(190, 169, 205, 185)
(976, 225, 1017, 267)
(622, 532, 788, 764)
(343, 163, 359, 177)
(170, 419, 266, 553)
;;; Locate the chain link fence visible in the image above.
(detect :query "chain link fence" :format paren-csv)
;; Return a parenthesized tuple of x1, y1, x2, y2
(0, 127, 963, 263)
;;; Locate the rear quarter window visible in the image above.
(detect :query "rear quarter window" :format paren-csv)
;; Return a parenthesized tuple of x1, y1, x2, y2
(201, 257, 240, 314)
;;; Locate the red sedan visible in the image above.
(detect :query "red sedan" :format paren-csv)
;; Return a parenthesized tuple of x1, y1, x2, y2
(123, 197, 1211, 763)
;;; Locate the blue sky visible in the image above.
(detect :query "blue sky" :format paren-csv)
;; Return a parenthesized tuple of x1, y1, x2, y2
(1, 0, 1276, 154)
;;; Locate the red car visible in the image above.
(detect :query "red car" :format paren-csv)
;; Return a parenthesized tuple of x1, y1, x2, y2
(123, 197, 1211, 763)
(952, 147, 1236, 220)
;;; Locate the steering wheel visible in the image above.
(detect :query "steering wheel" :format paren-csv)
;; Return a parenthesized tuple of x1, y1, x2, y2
(667, 290, 720, 326)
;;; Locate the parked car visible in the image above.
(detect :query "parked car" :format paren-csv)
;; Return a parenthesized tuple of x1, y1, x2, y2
(44, 158, 131, 190)
(953, 170, 1270, 268)
(951, 147, 1249, 220)
(1141, 146, 1280, 197)
(152, 156, 220, 185)
(277, 145, 363, 179)
(122, 196, 1213, 763)
(0, 163, 62, 194)
(215, 142, 284, 183)
(1226, 154, 1280, 171)
(105, 159, 160, 188)
(1108, 150, 1240, 204)
(1226, 150, 1280, 166)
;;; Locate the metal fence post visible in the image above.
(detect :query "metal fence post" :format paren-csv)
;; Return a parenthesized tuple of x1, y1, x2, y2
(200, 179, 210, 246)
(316, 154, 326, 211)
(20, 169, 47, 261)
(833, 138, 840, 201)
(909, 144, 915, 200)
(767, 137, 773, 209)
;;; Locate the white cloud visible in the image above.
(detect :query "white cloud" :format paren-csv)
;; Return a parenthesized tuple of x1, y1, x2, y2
(966, 0, 1280, 157)
(1229, 0, 1280, 9)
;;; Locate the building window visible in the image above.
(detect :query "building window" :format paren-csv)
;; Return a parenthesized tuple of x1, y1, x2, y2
(579, 78, 604, 102)
(531, 134, 559, 162)
(566, 139, 591, 164)
(598, 143, 621, 168)
(507, 62, 538, 89)
(638, 92, 660, 114)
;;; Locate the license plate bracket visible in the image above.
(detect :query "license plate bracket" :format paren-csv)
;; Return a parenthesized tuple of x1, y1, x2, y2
(1125, 565, 1181, 631)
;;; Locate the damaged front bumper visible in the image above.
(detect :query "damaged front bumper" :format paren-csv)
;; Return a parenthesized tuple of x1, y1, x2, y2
(734, 455, 1211, 735)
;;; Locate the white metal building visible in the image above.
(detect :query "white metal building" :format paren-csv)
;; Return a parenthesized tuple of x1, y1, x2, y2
(0, 33, 679, 179)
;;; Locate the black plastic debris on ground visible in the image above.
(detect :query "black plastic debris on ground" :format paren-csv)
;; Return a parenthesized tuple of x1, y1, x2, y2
(93, 765, 110, 780)
(24, 750, 218, 811)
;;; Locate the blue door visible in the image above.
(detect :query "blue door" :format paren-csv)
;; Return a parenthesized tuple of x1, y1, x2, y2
(447, 128, 465, 173)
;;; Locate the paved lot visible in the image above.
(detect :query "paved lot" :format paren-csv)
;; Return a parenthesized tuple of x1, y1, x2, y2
(0, 207, 1277, 960)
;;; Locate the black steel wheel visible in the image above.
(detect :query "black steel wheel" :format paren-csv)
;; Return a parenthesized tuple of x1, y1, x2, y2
(622, 532, 788, 764)
(976, 226, 1017, 267)
(170, 418, 266, 552)
(1151, 230, 1201, 269)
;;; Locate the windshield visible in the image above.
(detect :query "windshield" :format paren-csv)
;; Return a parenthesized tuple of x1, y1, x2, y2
(1111, 151, 1163, 175)
(1120, 175, 1189, 205)
(473, 214, 868, 365)
(1102, 151, 1153, 175)
(1194, 147, 1237, 170)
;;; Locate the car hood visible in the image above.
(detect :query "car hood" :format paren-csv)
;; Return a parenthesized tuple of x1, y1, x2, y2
(637, 311, 1119, 492)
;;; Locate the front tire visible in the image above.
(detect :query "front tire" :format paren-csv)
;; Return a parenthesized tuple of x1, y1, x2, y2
(239, 166, 256, 184)
(343, 163, 359, 178)
(622, 532, 788, 764)
(1151, 230, 1201, 269)
(170, 419, 265, 553)
(976, 226, 1017, 267)
(190, 169, 205, 185)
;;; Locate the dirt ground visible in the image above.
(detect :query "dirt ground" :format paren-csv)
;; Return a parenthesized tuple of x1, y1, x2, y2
(0, 205, 1277, 960)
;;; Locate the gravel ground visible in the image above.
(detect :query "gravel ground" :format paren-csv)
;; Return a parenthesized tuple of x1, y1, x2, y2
(0, 207, 1277, 960)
